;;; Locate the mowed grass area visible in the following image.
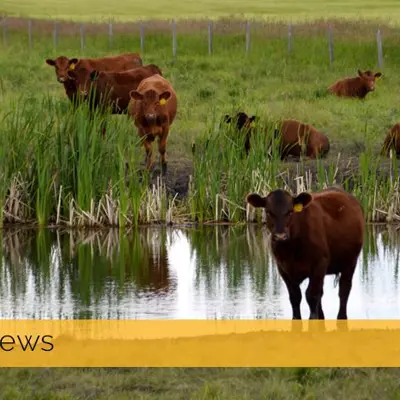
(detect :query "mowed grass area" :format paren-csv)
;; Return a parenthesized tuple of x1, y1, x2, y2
(2, 0, 400, 23)
(0, 367, 399, 399)
(2, 20, 400, 226)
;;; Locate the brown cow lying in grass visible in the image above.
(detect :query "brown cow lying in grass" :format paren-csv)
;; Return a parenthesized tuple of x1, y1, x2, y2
(222, 111, 330, 160)
(381, 122, 400, 157)
(45, 53, 143, 102)
(328, 69, 382, 99)
(128, 74, 177, 174)
(66, 64, 162, 135)
(246, 186, 365, 320)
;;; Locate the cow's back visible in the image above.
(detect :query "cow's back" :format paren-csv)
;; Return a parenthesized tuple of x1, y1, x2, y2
(82, 53, 142, 72)
(312, 190, 364, 257)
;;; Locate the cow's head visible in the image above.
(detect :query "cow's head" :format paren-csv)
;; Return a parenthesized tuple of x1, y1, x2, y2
(45, 56, 79, 83)
(246, 189, 312, 242)
(357, 69, 382, 92)
(67, 67, 99, 97)
(224, 111, 258, 131)
(129, 89, 171, 124)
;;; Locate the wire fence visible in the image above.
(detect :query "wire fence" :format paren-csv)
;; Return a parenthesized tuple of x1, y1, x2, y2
(0, 16, 389, 67)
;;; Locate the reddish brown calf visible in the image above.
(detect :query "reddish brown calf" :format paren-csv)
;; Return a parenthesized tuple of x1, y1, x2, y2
(128, 74, 178, 174)
(45, 53, 143, 101)
(381, 123, 400, 157)
(246, 187, 365, 320)
(328, 69, 382, 99)
(223, 111, 330, 160)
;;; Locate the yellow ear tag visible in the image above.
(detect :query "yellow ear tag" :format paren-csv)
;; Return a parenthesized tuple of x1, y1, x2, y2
(250, 122, 256, 128)
(293, 204, 303, 213)
(69, 63, 76, 70)
(159, 98, 166, 106)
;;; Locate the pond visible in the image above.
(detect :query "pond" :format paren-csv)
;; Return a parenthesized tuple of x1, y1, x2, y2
(0, 225, 399, 319)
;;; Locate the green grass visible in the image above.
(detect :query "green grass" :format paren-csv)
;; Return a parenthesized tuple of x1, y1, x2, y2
(2, 0, 400, 23)
(1, 19, 400, 226)
(0, 367, 398, 399)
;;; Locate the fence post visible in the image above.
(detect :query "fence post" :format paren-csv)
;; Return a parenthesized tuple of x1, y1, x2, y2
(28, 19, 32, 50)
(328, 24, 334, 66)
(377, 29, 383, 68)
(288, 23, 293, 54)
(140, 22, 144, 53)
(208, 20, 213, 55)
(108, 21, 113, 48)
(2, 17, 7, 47)
(80, 23, 85, 51)
(172, 19, 177, 58)
(53, 21, 58, 49)
(245, 20, 250, 53)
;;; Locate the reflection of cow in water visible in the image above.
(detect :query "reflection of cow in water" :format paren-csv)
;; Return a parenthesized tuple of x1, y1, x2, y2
(133, 228, 171, 293)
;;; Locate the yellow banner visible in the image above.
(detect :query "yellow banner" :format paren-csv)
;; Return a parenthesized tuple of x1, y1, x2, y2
(0, 320, 399, 367)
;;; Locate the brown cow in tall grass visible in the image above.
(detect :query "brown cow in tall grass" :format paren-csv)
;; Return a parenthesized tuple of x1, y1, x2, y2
(65, 64, 161, 136)
(45, 53, 143, 102)
(328, 69, 382, 99)
(128, 74, 177, 174)
(246, 187, 365, 320)
(223, 111, 330, 160)
(381, 122, 400, 157)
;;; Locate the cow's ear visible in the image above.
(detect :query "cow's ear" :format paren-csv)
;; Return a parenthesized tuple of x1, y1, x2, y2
(246, 193, 267, 208)
(159, 91, 171, 104)
(68, 58, 79, 70)
(46, 59, 56, 66)
(224, 115, 232, 123)
(375, 72, 382, 79)
(129, 90, 143, 100)
(292, 192, 312, 212)
(90, 70, 99, 81)
(357, 69, 364, 77)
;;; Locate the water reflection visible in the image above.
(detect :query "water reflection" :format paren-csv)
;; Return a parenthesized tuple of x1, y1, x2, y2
(0, 225, 399, 319)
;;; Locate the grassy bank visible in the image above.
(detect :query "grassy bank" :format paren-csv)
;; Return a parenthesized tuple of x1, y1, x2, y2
(1, 19, 400, 226)
(0, 367, 398, 399)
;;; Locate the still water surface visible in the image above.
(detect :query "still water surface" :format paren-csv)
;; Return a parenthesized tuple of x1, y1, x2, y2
(0, 225, 399, 319)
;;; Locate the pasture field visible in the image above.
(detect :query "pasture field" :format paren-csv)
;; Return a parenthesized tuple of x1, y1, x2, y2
(0, 367, 399, 399)
(2, 0, 400, 23)
(1, 18, 400, 226)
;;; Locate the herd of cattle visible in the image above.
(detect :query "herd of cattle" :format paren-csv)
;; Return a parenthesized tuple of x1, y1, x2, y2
(44, 51, 385, 320)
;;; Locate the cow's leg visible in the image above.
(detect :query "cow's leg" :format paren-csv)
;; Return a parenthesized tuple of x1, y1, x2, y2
(306, 274, 325, 320)
(280, 271, 302, 320)
(337, 258, 358, 320)
(159, 129, 169, 176)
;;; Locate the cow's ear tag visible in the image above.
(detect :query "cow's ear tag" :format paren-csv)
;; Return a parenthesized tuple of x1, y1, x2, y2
(159, 98, 167, 106)
(250, 121, 256, 128)
(69, 63, 76, 70)
(293, 204, 303, 212)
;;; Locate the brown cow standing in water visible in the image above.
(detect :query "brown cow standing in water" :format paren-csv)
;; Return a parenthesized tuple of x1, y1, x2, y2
(45, 53, 143, 102)
(128, 74, 177, 174)
(222, 111, 330, 160)
(328, 69, 382, 99)
(246, 187, 365, 320)
(381, 122, 400, 157)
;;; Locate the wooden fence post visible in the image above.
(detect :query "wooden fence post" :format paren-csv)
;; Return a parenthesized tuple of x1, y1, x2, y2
(108, 22, 113, 48)
(377, 29, 383, 68)
(288, 24, 293, 54)
(80, 23, 85, 51)
(328, 24, 334, 66)
(28, 20, 32, 50)
(172, 19, 177, 58)
(140, 22, 144, 53)
(208, 20, 213, 55)
(245, 20, 250, 53)
(53, 21, 58, 49)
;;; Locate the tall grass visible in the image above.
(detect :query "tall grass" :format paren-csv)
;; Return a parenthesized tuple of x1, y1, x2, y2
(1, 21, 400, 226)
